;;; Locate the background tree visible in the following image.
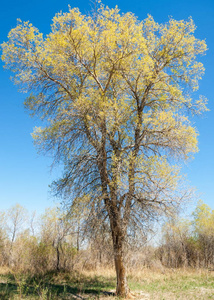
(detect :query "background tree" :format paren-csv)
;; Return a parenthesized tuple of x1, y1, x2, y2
(1, 3, 207, 296)
(6, 204, 28, 266)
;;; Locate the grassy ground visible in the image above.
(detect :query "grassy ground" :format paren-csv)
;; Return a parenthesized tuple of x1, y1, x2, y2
(0, 267, 214, 299)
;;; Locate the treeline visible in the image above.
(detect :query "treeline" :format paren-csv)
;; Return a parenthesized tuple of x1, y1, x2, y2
(157, 201, 214, 269)
(0, 201, 214, 274)
(0, 204, 114, 274)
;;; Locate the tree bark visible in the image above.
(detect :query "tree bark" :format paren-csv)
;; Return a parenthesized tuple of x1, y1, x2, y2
(56, 244, 60, 271)
(111, 224, 129, 297)
(114, 247, 129, 296)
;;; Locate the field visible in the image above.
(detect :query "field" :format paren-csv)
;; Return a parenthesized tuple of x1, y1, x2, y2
(0, 267, 214, 299)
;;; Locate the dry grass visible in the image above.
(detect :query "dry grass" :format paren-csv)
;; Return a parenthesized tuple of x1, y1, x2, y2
(0, 266, 11, 275)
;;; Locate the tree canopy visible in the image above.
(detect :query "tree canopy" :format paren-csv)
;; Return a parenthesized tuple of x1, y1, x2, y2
(1, 3, 207, 296)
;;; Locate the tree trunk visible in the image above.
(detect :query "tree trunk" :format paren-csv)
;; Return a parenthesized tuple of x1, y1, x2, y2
(114, 248, 129, 296)
(56, 244, 60, 271)
(112, 227, 129, 297)
(77, 222, 80, 252)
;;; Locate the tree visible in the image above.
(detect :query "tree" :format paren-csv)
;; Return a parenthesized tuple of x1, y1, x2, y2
(6, 204, 28, 265)
(1, 3, 207, 296)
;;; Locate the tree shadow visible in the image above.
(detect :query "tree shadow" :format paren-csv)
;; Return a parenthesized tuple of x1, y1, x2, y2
(0, 273, 116, 299)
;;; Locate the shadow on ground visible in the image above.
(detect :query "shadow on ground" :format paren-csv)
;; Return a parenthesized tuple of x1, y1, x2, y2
(0, 272, 116, 299)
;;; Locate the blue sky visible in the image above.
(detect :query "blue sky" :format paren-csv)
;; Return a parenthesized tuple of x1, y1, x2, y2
(0, 0, 214, 214)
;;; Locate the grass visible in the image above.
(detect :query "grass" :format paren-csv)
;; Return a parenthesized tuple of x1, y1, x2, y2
(0, 267, 214, 299)
(127, 268, 214, 299)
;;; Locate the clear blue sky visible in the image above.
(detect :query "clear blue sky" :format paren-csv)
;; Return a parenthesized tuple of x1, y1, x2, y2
(0, 0, 214, 214)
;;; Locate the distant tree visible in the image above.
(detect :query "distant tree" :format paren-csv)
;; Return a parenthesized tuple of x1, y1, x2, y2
(193, 201, 214, 233)
(1, 3, 207, 296)
(5, 204, 28, 265)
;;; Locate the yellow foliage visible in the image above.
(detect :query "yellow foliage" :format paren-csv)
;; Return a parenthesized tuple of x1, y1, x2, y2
(193, 201, 214, 234)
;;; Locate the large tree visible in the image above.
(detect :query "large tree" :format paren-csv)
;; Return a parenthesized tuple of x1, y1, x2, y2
(1, 3, 207, 296)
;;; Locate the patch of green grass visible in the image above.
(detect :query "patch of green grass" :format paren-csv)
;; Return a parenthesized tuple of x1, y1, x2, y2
(128, 270, 214, 299)
(0, 283, 12, 300)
